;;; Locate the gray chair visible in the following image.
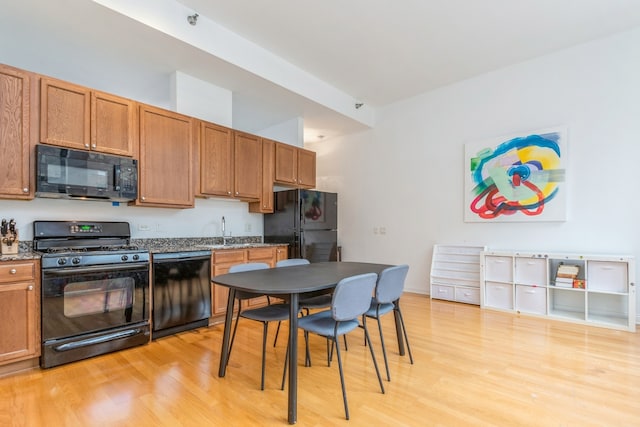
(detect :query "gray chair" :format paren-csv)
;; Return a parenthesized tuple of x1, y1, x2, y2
(297, 272, 385, 420)
(362, 264, 413, 381)
(227, 262, 290, 390)
(277, 258, 333, 314)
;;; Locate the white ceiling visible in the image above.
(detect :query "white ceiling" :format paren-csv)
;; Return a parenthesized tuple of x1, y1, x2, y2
(2, 0, 640, 142)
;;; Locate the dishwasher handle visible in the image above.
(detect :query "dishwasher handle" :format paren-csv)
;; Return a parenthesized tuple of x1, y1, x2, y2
(152, 252, 211, 263)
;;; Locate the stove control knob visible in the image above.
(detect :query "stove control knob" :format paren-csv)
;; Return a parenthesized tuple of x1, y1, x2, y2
(72, 257, 81, 265)
(121, 255, 129, 262)
(132, 254, 140, 261)
(57, 258, 67, 266)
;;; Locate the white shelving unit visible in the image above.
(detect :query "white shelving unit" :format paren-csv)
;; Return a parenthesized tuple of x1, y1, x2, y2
(480, 250, 636, 332)
(430, 245, 486, 305)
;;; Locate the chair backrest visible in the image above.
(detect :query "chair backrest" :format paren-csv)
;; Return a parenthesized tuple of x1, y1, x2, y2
(276, 258, 310, 268)
(331, 273, 378, 321)
(229, 262, 270, 273)
(375, 264, 409, 304)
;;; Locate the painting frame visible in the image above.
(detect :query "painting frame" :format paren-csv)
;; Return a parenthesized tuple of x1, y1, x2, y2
(464, 126, 568, 223)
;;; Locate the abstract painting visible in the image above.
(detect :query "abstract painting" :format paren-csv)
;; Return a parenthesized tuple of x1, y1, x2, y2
(464, 127, 567, 222)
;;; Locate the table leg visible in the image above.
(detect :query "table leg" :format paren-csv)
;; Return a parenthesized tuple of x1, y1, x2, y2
(218, 287, 236, 377)
(393, 299, 405, 356)
(287, 293, 298, 424)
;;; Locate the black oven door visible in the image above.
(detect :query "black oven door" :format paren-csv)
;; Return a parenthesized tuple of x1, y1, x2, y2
(41, 262, 150, 368)
(42, 263, 149, 341)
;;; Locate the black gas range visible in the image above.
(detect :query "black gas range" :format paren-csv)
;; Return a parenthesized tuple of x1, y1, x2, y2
(34, 221, 151, 368)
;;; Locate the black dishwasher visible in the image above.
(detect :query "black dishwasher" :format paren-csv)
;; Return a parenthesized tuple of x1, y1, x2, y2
(152, 251, 212, 339)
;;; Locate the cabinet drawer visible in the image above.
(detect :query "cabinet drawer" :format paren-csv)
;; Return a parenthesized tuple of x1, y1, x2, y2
(484, 282, 513, 309)
(516, 285, 546, 314)
(212, 250, 245, 264)
(0, 262, 35, 283)
(247, 247, 275, 261)
(431, 284, 454, 301)
(515, 257, 547, 286)
(484, 256, 513, 282)
(455, 287, 480, 305)
(587, 261, 628, 293)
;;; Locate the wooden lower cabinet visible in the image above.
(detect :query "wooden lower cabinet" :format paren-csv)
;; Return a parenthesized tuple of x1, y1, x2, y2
(0, 260, 40, 368)
(210, 246, 287, 323)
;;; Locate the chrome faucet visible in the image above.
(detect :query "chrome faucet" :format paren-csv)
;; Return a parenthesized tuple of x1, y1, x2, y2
(221, 216, 229, 245)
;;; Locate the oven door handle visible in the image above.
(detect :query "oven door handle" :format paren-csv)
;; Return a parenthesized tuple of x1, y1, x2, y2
(54, 328, 144, 352)
(43, 263, 149, 275)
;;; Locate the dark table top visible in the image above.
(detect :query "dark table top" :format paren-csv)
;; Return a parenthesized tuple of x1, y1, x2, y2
(211, 261, 393, 295)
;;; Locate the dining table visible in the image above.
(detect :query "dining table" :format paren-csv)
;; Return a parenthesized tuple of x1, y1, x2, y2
(212, 261, 397, 424)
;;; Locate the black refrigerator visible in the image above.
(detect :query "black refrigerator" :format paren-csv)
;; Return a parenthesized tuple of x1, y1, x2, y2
(264, 189, 338, 262)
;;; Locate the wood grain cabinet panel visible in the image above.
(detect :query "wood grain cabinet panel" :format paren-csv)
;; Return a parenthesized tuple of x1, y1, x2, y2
(40, 77, 136, 157)
(197, 121, 234, 197)
(136, 104, 194, 208)
(0, 260, 40, 365)
(233, 131, 262, 200)
(0, 64, 34, 199)
(274, 142, 316, 189)
(249, 138, 275, 213)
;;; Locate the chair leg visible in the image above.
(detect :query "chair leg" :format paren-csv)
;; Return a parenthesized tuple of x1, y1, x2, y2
(334, 336, 350, 420)
(227, 299, 241, 366)
(396, 307, 414, 364)
(304, 331, 311, 367)
(260, 322, 269, 390)
(273, 321, 281, 347)
(363, 322, 385, 394)
(376, 316, 391, 381)
(281, 339, 289, 391)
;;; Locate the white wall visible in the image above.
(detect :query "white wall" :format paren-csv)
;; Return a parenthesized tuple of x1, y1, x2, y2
(308, 27, 640, 311)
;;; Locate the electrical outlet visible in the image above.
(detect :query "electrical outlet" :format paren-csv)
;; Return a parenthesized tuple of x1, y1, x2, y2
(373, 227, 379, 235)
(138, 224, 150, 231)
(245, 223, 252, 232)
(379, 227, 386, 235)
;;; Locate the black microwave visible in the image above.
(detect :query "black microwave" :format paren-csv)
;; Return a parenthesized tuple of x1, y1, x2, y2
(36, 145, 138, 202)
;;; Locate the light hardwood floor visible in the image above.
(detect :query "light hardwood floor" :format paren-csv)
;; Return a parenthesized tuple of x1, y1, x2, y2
(1, 294, 639, 426)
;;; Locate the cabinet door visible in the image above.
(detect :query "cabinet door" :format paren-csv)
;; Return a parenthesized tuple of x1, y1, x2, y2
(0, 261, 40, 364)
(274, 142, 297, 185)
(198, 121, 233, 197)
(233, 132, 261, 200)
(211, 250, 246, 315)
(0, 64, 33, 199)
(137, 105, 194, 208)
(249, 138, 275, 213)
(91, 91, 136, 156)
(297, 147, 316, 188)
(40, 78, 90, 150)
(276, 246, 288, 262)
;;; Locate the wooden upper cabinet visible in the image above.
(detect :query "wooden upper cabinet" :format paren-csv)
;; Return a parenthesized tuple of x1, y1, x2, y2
(297, 147, 316, 189)
(0, 64, 35, 199)
(274, 142, 297, 185)
(136, 104, 194, 208)
(233, 131, 262, 201)
(91, 91, 136, 156)
(40, 77, 136, 157)
(197, 121, 233, 197)
(249, 138, 275, 213)
(274, 142, 316, 189)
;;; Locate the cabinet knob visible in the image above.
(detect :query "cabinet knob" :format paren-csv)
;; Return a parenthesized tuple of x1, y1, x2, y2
(235, 191, 239, 195)
(84, 143, 90, 148)
(10, 269, 17, 274)
(141, 196, 146, 201)
(23, 188, 29, 193)
(91, 144, 97, 149)
(227, 191, 231, 195)
(28, 285, 33, 291)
